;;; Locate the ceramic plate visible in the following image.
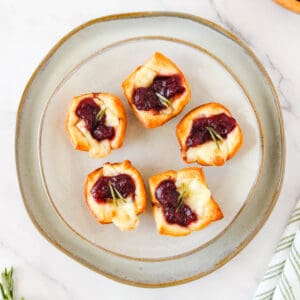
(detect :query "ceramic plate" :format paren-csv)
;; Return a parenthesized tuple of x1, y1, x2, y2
(15, 12, 285, 287)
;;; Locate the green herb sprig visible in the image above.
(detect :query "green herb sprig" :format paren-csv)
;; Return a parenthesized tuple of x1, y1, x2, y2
(108, 181, 126, 207)
(95, 107, 107, 124)
(0, 267, 24, 300)
(206, 126, 224, 150)
(176, 185, 188, 212)
(155, 93, 171, 107)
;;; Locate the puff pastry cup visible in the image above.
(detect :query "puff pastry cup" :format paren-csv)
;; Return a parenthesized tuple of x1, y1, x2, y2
(84, 160, 146, 231)
(176, 103, 243, 166)
(66, 93, 126, 158)
(122, 52, 191, 128)
(149, 167, 223, 236)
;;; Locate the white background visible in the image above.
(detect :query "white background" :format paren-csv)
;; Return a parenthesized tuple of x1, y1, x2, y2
(1, 1, 300, 299)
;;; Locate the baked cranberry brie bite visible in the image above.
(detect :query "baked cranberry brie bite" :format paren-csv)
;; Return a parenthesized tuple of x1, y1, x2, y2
(122, 52, 191, 128)
(66, 93, 126, 158)
(176, 103, 243, 166)
(84, 160, 146, 231)
(149, 168, 223, 236)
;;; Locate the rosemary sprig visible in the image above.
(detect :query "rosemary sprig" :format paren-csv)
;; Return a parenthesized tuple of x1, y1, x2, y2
(108, 181, 117, 207)
(95, 107, 107, 124)
(0, 267, 13, 300)
(0, 267, 24, 300)
(206, 126, 224, 150)
(176, 185, 187, 212)
(108, 181, 126, 207)
(155, 92, 171, 107)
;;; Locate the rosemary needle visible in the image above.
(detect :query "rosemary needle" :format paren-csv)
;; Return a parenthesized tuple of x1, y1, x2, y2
(155, 93, 171, 107)
(0, 267, 25, 300)
(108, 181, 126, 207)
(206, 126, 224, 150)
(95, 107, 107, 123)
(176, 187, 187, 212)
(113, 187, 127, 204)
(108, 181, 117, 207)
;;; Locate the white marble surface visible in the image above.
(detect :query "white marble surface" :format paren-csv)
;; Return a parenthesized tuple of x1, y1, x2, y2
(1, 0, 300, 299)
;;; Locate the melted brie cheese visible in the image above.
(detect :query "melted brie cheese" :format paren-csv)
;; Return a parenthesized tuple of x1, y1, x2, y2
(175, 177, 211, 217)
(102, 164, 119, 176)
(93, 98, 119, 127)
(112, 197, 138, 230)
(89, 164, 138, 230)
(76, 120, 110, 157)
(132, 65, 178, 114)
(76, 98, 119, 157)
(186, 127, 239, 164)
(88, 197, 114, 221)
(134, 66, 157, 88)
(88, 188, 138, 231)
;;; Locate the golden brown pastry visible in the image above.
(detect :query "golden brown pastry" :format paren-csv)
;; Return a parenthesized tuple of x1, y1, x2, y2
(122, 52, 191, 128)
(84, 160, 146, 231)
(176, 103, 243, 166)
(66, 93, 126, 158)
(273, 0, 300, 13)
(149, 167, 223, 236)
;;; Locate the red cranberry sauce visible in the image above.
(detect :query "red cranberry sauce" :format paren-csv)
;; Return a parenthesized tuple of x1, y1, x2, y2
(186, 113, 236, 148)
(75, 98, 115, 141)
(91, 174, 135, 204)
(133, 75, 185, 111)
(155, 179, 197, 227)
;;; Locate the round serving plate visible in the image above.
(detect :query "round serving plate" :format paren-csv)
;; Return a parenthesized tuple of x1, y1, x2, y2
(15, 12, 285, 287)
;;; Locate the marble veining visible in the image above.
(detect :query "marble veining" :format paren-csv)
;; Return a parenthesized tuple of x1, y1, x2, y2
(210, 0, 299, 120)
(209, 0, 253, 46)
(1, 0, 300, 299)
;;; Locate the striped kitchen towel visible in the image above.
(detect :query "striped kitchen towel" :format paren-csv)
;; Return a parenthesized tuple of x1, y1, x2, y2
(254, 200, 300, 300)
